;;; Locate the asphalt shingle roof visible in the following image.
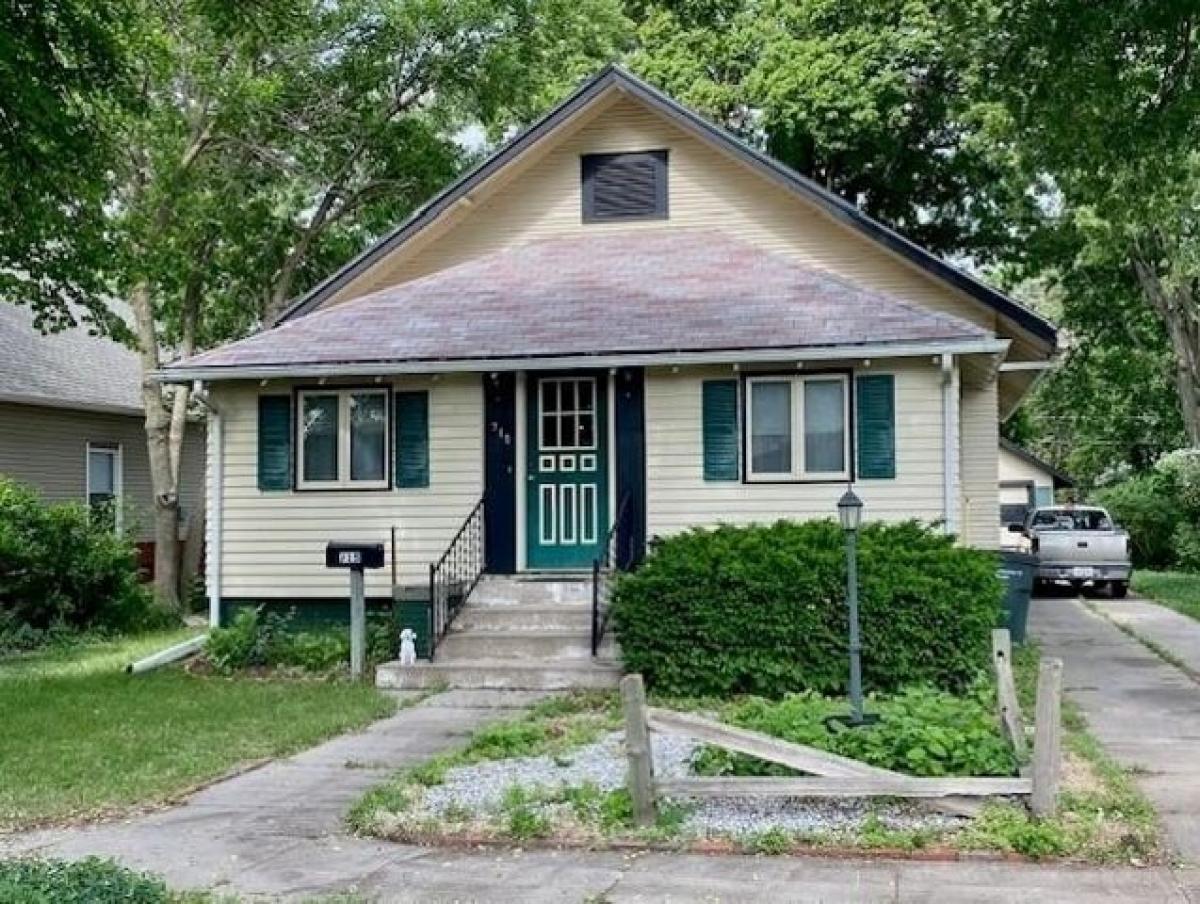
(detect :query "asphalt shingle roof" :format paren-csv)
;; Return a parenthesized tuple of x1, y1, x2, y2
(175, 231, 990, 372)
(0, 301, 143, 413)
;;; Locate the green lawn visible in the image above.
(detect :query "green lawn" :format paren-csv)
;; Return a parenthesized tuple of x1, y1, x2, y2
(1132, 570, 1200, 620)
(0, 630, 396, 831)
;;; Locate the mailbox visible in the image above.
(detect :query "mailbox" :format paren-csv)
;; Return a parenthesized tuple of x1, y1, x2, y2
(325, 542, 385, 570)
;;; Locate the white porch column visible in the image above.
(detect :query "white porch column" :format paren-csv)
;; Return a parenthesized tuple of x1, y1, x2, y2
(941, 353, 960, 537)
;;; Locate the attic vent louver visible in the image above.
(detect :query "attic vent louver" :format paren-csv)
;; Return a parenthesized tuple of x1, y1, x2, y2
(582, 150, 668, 223)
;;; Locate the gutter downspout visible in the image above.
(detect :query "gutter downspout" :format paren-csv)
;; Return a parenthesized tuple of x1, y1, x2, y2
(193, 383, 223, 629)
(941, 354, 960, 538)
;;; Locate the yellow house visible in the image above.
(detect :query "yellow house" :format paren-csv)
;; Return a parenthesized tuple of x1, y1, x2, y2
(161, 67, 1057, 682)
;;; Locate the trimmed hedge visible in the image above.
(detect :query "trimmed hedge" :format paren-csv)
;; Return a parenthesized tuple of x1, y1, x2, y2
(611, 520, 1002, 697)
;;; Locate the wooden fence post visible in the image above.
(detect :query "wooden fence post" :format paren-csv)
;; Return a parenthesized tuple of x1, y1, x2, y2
(1030, 657, 1063, 817)
(991, 629, 1027, 760)
(620, 673, 657, 827)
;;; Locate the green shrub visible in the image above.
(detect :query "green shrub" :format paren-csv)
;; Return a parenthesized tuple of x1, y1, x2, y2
(0, 857, 180, 903)
(1172, 522, 1200, 574)
(205, 606, 398, 673)
(693, 685, 1018, 778)
(1094, 471, 1178, 569)
(0, 477, 160, 641)
(612, 520, 1001, 696)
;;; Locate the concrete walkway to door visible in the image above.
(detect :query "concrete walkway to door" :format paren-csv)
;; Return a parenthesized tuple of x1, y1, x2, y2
(1030, 594, 1200, 890)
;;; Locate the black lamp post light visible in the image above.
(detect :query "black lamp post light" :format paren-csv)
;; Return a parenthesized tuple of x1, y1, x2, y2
(831, 487, 879, 728)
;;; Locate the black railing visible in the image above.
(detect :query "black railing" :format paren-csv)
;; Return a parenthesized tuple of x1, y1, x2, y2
(428, 497, 485, 660)
(591, 495, 630, 657)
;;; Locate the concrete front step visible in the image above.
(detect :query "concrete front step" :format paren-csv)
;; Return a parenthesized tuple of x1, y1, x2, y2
(436, 629, 615, 661)
(471, 576, 592, 607)
(452, 605, 594, 632)
(376, 658, 622, 691)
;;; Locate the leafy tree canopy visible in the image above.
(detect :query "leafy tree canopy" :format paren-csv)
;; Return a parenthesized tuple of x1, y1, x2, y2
(627, 0, 1037, 260)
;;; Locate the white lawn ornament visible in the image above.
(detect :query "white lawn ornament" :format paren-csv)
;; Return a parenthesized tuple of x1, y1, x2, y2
(399, 628, 417, 666)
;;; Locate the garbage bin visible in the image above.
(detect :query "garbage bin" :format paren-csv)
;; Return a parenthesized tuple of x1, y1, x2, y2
(997, 550, 1038, 644)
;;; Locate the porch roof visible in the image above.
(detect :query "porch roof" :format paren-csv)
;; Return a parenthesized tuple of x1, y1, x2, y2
(169, 231, 992, 376)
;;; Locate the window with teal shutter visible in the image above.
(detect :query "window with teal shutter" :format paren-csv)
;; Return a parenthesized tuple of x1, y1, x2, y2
(702, 380, 739, 481)
(257, 395, 293, 490)
(855, 374, 895, 479)
(394, 391, 430, 488)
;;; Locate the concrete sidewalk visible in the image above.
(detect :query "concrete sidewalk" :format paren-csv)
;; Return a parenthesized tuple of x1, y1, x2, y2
(1093, 596, 1200, 677)
(1030, 595, 1200, 881)
(2, 682, 1192, 902)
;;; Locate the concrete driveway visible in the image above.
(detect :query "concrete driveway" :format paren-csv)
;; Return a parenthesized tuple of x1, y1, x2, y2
(1030, 591, 1200, 897)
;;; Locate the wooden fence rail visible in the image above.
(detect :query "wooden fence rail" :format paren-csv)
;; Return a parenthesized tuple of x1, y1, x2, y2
(619, 650, 1062, 822)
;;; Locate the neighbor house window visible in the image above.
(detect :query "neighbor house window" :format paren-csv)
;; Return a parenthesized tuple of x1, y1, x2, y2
(297, 389, 389, 489)
(581, 150, 668, 222)
(745, 375, 849, 481)
(86, 442, 122, 530)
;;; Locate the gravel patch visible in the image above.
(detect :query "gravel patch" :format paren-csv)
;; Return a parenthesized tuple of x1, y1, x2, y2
(423, 731, 695, 815)
(411, 730, 961, 837)
(683, 796, 959, 836)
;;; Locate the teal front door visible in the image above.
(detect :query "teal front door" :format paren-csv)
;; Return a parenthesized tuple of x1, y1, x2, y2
(526, 374, 608, 570)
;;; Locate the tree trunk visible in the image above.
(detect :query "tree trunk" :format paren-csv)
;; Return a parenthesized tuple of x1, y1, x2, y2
(1132, 255, 1200, 445)
(129, 281, 183, 611)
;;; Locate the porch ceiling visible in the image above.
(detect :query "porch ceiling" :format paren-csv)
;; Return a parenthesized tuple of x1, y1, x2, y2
(170, 231, 991, 375)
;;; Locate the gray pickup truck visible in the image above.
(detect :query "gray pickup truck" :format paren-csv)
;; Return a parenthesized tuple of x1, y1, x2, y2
(1007, 505, 1133, 597)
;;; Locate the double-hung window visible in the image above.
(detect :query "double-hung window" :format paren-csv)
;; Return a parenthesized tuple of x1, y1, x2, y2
(297, 389, 389, 489)
(746, 375, 850, 481)
(86, 442, 123, 530)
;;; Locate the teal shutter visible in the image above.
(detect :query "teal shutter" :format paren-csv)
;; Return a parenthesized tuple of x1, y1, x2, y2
(394, 391, 430, 488)
(702, 380, 740, 481)
(855, 374, 895, 479)
(257, 395, 293, 491)
(1034, 485, 1053, 506)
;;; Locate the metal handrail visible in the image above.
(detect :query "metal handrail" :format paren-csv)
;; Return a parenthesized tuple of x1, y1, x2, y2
(428, 496, 485, 660)
(591, 494, 630, 657)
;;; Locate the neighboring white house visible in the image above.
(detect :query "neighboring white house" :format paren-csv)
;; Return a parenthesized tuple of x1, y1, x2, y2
(999, 437, 1074, 530)
(159, 66, 1059, 626)
(0, 301, 206, 587)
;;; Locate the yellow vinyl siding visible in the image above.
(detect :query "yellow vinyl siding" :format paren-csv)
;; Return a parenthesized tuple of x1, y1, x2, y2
(328, 97, 997, 333)
(210, 375, 482, 599)
(644, 361, 946, 537)
(999, 446, 1055, 487)
(960, 380, 1000, 549)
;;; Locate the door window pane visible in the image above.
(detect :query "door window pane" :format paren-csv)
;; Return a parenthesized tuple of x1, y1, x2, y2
(302, 395, 339, 482)
(578, 413, 595, 448)
(541, 414, 559, 448)
(350, 393, 386, 482)
(804, 380, 846, 473)
(750, 381, 792, 474)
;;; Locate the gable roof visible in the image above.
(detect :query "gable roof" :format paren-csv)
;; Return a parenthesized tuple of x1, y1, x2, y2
(1000, 437, 1074, 489)
(170, 230, 1001, 378)
(274, 64, 1057, 348)
(0, 301, 143, 415)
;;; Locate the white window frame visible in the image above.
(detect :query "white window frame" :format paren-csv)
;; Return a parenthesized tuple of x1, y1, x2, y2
(745, 374, 851, 482)
(296, 388, 390, 490)
(86, 441, 124, 532)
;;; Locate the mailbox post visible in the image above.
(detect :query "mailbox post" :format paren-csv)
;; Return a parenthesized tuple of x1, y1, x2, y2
(325, 542, 385, 678)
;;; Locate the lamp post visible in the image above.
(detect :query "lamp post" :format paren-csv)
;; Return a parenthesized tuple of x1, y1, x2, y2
(836, 487, 870, 726)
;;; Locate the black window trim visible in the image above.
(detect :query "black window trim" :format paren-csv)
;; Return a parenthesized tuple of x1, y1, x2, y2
(581, 149, 669, 223)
